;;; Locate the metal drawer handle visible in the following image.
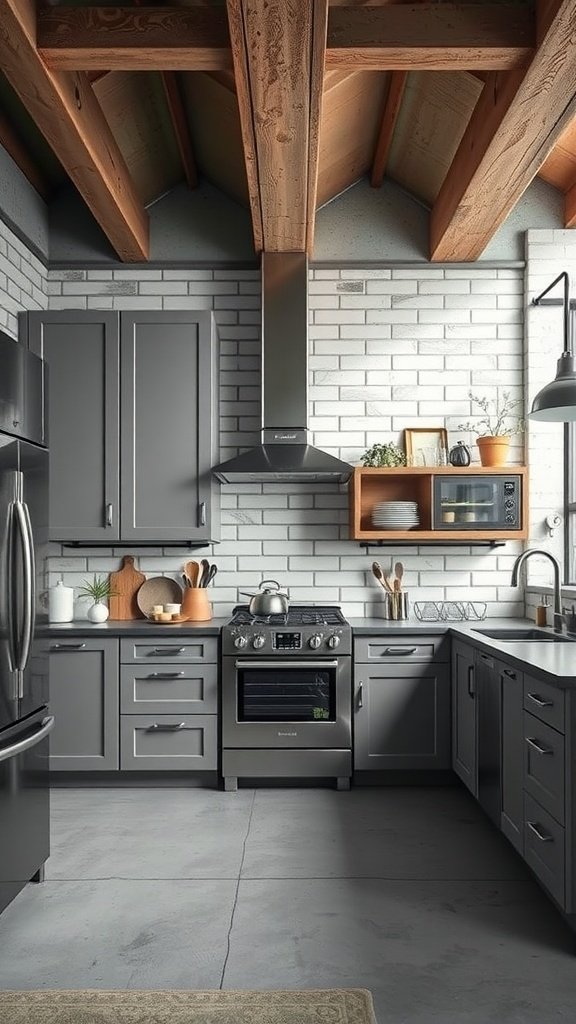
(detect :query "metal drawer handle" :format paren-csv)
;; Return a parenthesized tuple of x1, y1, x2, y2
(148, 672, 185, 679)
(527, 821, 553, 843)
(503, 668, 517, 679)
(51, 643, 86, 651)
(147, 722, 186, 731)
(381, 647, 418, 656)
(526, 736, 554, 755)
(527, 692, 553, 708)
(152, 647, 186, 655)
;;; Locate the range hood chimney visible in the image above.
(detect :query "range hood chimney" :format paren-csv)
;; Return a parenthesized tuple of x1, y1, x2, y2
(212, 252, 352, 484)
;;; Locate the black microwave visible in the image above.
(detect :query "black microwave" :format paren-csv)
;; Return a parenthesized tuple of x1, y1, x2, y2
(432, 475, 522, 530)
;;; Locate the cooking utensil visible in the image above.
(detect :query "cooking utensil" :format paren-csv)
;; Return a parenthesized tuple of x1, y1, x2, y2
(240, 579, 289, 616)
(108, 555, 146, 620)
(184, 560, 200, 587)
(394, 561, 404, 591)
(137, 577, 183, 618)
(199, 558, 210, 588)
(202, 564, 218, 588)
(182, 573, 191, 589)
(372, 562, 394, 594)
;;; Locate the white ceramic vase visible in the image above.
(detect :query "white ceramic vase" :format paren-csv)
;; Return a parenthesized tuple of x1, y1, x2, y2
(87, 601, 109, 623)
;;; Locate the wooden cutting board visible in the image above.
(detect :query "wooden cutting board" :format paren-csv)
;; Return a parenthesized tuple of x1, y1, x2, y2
(108, 556, 146, 620)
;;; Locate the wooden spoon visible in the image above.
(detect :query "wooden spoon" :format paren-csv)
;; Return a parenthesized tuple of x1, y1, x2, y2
(394, 561, 404, 591)
(185, 560, 200, 587)
(372, 562, 394, 594)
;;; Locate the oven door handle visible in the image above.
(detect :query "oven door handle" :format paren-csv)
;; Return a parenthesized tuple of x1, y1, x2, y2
(234, 660, 339, 670)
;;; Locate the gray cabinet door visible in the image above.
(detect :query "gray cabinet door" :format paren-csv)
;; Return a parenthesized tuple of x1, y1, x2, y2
(451, 640, 477, 796)
(120, 311, 219, 543)
(354, 661, 451, 770)
(49, 640, 119, 771)
(499, 660, 524, 854)
(120, 714, 217, 771)
(25, 312, 120, 541)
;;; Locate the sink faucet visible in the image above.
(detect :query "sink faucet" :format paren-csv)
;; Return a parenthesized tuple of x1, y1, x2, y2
(511, 549, 564, 632)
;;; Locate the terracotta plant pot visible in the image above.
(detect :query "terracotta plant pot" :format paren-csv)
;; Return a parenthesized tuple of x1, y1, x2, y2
(476, 435, 510, 467)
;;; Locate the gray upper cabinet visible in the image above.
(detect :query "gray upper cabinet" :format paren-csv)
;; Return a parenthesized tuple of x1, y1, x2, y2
(23, 310, 219, 543)
(451, 640, 477, 797)
(25, 312, 120, 542)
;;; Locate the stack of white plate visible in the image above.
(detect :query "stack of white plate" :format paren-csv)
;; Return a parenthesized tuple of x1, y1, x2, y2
(371, 501, 420, 529)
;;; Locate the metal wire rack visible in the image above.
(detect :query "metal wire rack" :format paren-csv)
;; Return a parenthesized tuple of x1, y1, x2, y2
(413, 600, 487, 622)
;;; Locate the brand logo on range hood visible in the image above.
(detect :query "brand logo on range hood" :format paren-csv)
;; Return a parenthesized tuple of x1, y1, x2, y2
(273, 433, 297, 441)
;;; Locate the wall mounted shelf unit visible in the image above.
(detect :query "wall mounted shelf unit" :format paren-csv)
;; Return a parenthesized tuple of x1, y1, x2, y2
(350, 466, 529, 543)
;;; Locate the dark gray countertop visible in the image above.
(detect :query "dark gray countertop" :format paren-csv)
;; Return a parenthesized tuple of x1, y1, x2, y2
(44, 619, 226, 637)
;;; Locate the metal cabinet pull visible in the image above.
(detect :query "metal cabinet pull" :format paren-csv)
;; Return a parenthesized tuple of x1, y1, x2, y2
(357, 682, 363, 709)
(51, 643, 87, 651)
(381, 647, 417, 656)
(527, 692, 553, 708)
(527, 821, 553, 843)
(467, 664, 475, 698)
(479, 653, 494, 666)
(148, 722, 186, 731)
(106, 503, 114, 527)
(148, 672, 185, 679)
(152, 647, 186, 655)
(199, 501, 206, 527)
(503, 668, 517, 679)
(526, 736, 553, 755)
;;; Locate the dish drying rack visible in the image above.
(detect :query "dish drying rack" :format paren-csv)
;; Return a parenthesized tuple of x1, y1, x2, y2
(413, 600, 487, 622)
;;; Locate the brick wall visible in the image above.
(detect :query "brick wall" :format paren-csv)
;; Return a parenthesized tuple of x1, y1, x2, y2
(46, 263, 529, 620)
(0, 219, 47, 338)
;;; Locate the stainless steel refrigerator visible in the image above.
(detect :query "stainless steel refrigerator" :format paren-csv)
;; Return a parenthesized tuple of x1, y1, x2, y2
(0, 329, 51, 915)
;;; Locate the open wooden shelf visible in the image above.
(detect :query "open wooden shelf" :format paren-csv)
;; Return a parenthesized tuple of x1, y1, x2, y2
(350, 466, 529, 542)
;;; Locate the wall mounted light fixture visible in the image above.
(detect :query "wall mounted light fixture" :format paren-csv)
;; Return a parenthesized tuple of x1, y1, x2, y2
(530, 271, 576, 421)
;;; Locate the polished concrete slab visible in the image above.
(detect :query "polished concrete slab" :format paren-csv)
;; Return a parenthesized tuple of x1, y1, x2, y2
(0, 785, 574, 1023)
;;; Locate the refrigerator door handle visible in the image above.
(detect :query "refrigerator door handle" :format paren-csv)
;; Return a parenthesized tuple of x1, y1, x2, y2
(13, 499, 34, 676)
(6, 500, 18, 677)
(0, 715, 54, 764)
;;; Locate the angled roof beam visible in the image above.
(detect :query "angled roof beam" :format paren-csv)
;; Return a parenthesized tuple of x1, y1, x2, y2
(0, 0, 148, 262)
(370, 71, 407, 188)
(326, 4, 534, 71)
(226, 0, 329, 253)
(37, 6, 232, 72)
(431, 0, 576, 261)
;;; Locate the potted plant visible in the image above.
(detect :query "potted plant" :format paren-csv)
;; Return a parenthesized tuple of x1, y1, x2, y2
(77, 574, 116, 623)
(360, 442, 407, 468)
(458, 391, 524, 467)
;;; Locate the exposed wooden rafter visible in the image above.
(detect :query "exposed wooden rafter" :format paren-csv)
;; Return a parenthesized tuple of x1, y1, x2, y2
(326, 4, 535, 71)
(430, 0, 576, 261)
(0, 0, 148, 262)
(161, 73, 197, 190)
(37, 6, 232, 72)
(370, 71, 407, 188)
(226, 0, 329, 253)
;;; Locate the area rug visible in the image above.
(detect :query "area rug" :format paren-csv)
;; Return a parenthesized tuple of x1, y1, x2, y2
(0, 989, 377, 1024)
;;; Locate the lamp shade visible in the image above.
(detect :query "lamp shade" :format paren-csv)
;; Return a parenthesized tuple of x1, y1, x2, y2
(530, 352, 576, 421)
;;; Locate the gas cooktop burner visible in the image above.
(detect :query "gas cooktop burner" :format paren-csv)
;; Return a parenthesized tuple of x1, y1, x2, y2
(229, 605, 348, 628)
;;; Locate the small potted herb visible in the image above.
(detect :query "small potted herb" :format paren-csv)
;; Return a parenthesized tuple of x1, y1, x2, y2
(457, 391, 524, 466)
(360, 442, 407, 468)
(77, 574, 116, 623)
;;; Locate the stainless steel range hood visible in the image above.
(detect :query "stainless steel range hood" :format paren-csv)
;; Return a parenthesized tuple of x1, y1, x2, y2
(212, 252, 352, 483)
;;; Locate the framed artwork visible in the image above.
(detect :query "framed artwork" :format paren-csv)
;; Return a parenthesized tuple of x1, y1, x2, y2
(404, 427, 449, 466)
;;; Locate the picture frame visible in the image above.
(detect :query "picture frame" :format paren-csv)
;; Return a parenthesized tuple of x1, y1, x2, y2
(404, 427, 449, 467)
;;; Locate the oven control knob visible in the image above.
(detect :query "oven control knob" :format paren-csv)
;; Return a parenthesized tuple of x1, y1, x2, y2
(309, 634, 322, 650)
(234, 635, 248, 649)
(252, 634, 266, 649)
(327, 634, 340, 649)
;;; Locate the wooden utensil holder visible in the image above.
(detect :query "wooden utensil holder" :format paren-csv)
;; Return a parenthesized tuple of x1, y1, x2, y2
(182, 587, 212, 622)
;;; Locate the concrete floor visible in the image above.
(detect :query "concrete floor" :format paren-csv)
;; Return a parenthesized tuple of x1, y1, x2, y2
(0, 785, 575, 1022)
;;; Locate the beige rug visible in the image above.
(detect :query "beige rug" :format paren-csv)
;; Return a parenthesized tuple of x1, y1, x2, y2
(0, 989, 376, 1024)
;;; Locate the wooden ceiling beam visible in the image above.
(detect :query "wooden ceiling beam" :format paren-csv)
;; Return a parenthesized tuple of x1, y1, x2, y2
(37, 6, 232, 72)
(326, 4, 534, 71)
(0, 0, 148, 262)
(430, 0, 576, 262)
(565, 182, 576, 229)
(161, 73, 197, 190)
(226, 0, 329, 253)
(370, 71, 407, 188)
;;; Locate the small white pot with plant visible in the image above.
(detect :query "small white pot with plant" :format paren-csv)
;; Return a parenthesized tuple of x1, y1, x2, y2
(360, 442, 407, 468)
(458, 391, 524, 467)
(78, 574, 115, 623)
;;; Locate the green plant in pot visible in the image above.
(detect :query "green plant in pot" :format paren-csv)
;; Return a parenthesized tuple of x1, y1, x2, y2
(360, 442, 407, 468)
(77, 574, 116, 623)
(457, 391, 524, 467)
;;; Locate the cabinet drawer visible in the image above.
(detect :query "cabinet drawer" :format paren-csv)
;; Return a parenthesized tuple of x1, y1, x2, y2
(120, 637, 217, 664)
(524, 793, 565, 908)
(120, 715, 217, 771)
(523, 712, 565, 825)
(120, 664, 217, 715)
(523, 676, 565, 733)
(355, 635, 449, 663)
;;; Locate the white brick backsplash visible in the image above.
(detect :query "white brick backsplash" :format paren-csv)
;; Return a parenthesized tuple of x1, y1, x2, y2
(0, 220, 48, 336)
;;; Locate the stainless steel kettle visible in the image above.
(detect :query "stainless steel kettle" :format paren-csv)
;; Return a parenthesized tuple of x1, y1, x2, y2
(240, 579, 289, 616)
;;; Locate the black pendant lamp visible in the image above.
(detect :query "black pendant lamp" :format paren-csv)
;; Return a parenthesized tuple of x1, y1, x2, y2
(530, 271, 576, 421)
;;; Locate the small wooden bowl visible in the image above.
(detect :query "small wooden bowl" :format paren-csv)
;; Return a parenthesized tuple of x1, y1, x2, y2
(148, 613, 189, 624)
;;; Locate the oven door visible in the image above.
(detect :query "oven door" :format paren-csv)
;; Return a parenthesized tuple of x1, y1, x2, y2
(222, 657, 351, 748)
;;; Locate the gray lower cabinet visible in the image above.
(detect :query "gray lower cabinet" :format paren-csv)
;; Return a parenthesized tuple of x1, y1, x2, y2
(354, 638, 451, 770)
(499, 660, 524, 854)
(49, 640, 119, 771)
(120, 716, 217, 771)
(24, 310, 219, 544)
(451, 640, 477, 796)
(120, 663, 218, 716)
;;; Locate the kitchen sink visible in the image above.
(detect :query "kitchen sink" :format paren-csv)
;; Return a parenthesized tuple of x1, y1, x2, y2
(473, 628, 574, 643)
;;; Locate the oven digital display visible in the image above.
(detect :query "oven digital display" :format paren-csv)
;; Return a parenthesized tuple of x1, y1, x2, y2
(273, 632, 302, 650)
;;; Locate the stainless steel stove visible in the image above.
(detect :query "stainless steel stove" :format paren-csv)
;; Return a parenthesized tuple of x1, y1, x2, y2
(221, 606, 352, 790)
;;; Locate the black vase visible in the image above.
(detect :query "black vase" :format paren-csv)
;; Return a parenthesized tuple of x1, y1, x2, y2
(449, 441, 471, 467)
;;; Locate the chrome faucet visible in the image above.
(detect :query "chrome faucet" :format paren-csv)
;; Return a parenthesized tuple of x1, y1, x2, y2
(511, 549, 564, 632)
